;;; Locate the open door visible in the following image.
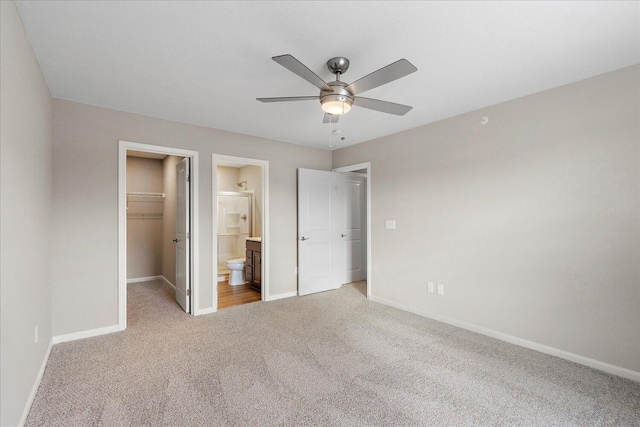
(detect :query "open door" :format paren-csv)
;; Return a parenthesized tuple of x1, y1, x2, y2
(298, 168, 368, 296)
(175, 158, 190, 312)
(340, 173, 367, 284)
(297, 168, 344, 296)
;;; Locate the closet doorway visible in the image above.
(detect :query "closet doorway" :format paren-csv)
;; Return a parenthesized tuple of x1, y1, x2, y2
(212, 154, 269, 310)
(334, 162, 371, 297)
(118, 141, 200, 330)
(297, 165, 369, 297)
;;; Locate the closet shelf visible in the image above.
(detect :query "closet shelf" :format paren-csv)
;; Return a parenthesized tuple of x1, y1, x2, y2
(127, 192, 166, 219)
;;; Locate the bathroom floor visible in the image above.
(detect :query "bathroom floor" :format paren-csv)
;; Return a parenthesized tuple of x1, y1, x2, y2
(218, 279, 261, 309)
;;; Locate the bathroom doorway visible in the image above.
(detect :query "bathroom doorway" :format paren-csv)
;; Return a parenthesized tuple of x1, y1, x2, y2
(212, 154, 269, 310)
(118, 141, 200, 330)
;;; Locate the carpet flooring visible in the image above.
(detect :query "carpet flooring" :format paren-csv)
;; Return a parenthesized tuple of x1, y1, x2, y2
(26, 280, 640, 426)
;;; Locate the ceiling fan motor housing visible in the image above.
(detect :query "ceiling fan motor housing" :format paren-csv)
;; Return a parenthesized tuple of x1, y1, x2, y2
(320, 81, 354, 114)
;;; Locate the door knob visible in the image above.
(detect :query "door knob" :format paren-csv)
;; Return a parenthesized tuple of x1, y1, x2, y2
(300, 236, 310, 241)
(173, 239, 178, 243)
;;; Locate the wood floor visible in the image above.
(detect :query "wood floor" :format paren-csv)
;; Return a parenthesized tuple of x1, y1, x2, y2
(217, 279, 261, 309)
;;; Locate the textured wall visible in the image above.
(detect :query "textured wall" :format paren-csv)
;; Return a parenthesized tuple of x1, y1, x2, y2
(52, 100, 332, 335)
(0, 1, 53, 425)
(333, 65, 640, 373)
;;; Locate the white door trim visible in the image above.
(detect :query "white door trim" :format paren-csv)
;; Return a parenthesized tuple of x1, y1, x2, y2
(118, 140, 200, 330)
(333, 162, 371, 298)
(212, 154, 270, 308)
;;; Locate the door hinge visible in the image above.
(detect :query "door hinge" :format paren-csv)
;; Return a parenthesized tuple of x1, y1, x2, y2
(187, 175, 191, 182)
(187, 288, 191, 296)
(186, 232, 190, 239)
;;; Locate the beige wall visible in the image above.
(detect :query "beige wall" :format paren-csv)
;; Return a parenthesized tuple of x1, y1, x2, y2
(0, 1, 53, 425)
(52, 99, 332, 335)
(127, 156, 164, 192)
(126, 157, 164, 279)
(217, 166, 241, 192)
(333, 65, 640, 373)
(162, 155, 182, 286)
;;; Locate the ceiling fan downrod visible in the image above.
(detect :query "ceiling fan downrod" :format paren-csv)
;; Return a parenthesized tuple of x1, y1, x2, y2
(320, 57, 354, 114)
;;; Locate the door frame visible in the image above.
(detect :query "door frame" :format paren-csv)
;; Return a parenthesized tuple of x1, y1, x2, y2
(333, 162, 371, 297)
(212, 154, 270, 309)
(118, 140, 200, 330)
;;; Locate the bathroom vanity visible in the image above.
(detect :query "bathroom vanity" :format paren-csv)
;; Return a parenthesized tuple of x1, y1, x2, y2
(245, 238, 262, 292)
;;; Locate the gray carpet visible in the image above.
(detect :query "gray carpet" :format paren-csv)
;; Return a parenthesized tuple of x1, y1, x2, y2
(26, 280, 640, 426)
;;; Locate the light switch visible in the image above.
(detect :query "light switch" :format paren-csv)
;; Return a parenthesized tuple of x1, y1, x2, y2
(385, 220, 396, 230)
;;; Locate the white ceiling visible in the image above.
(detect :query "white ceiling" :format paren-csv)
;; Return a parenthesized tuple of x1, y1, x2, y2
(15, 1, 639, 150)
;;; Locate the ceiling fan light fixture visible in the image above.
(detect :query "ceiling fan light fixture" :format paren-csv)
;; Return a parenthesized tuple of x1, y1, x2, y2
(321, 94, 353, 115)
(259, 54, 416, 122)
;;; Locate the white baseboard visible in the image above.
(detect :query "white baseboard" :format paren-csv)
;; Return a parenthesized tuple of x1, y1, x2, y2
(52, 324, 121, 345)
(160, 275, 176, 290)
(196, 307, 216, 316)
(127, 275, 163, 284)
(265, 291, 297, 302)
(127, 276, 175, 291)
(369, 295, 640, 383)
(18, 339, 53, 427)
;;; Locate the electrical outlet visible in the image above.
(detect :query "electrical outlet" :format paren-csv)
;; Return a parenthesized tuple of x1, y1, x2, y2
(427, 282, 434, 293)
(35, 326, 38, 344)
(437, 284, 444, 295)
(385, 220, 396, 230)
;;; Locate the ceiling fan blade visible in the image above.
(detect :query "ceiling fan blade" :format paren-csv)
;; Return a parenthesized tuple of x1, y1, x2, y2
(256, 96, 318, 103)
(272, 55, 332, 91)
(346, 59, 417, 95)
(353, 96, 413, 116)
(323, 113, 339, 124)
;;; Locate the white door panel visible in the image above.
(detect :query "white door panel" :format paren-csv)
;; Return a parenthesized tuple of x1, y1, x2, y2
(298, 169, 342, 296)
(175, 158, 190, 313)
(307, 177, 332, 231)
(343, 240, 362, 270)
(298, 169, 366, 295)
(307, 242, 331, 279)
(340, 174, 366, 283)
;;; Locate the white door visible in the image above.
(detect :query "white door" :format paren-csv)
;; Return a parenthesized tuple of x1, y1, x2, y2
(297, 168, 343, 296)
(175, 158, 190, 312)
(340, 174, 367, 283)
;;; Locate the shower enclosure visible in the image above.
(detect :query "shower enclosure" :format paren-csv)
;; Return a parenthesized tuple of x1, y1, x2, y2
(217, 192, 252, 275)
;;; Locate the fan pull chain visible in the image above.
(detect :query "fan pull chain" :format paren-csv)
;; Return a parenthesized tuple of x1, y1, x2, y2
(329, 116, 333, 149)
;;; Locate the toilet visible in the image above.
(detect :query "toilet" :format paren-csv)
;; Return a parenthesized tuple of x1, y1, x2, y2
(225, 257, 246, 285)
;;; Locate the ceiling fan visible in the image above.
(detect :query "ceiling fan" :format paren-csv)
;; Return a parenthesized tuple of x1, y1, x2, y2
(257, 54, 417, 123)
